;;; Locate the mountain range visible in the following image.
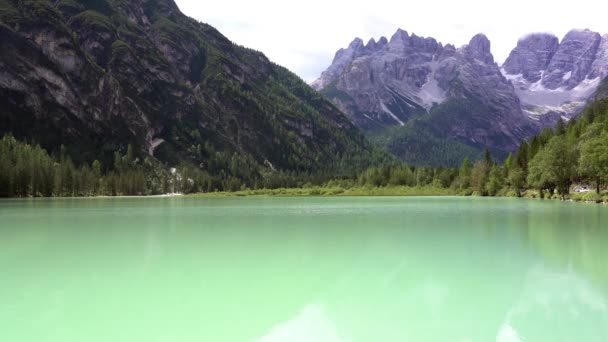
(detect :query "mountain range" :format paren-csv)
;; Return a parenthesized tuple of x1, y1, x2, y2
(502, 30, 608, 122)
(314, 29, 608, 165)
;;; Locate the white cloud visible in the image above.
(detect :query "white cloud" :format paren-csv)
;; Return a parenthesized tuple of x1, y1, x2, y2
(175, 0, 608, 82)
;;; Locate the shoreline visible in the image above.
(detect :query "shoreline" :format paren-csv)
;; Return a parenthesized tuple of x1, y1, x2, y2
(185, 187, 608, 204)
(0, 193, 184, 200)
(95, 193, 184, 199)
(1, 188, 606, 204)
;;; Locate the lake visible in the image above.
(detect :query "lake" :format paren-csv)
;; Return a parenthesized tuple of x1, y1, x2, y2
(1, 196, 607, 341)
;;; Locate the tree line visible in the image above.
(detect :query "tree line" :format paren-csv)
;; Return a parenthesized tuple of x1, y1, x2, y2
(0, 133, 379, 197)
(491, 97, 608, 200)
(0, 135, 148, 197)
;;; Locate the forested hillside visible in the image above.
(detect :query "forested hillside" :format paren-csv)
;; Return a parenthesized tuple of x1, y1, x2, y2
(0, 0, 389, 193)
(3, 87, 607, 198)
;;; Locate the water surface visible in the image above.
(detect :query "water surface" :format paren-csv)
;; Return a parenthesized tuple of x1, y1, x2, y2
(1, 197, 607, 341)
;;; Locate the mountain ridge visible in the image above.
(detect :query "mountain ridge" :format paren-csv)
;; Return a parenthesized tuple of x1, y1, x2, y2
(314, 27, 608, 165)
(313, 29, 536, 163)
(502, 29, 608, 122)
(0, 0, 388, 178)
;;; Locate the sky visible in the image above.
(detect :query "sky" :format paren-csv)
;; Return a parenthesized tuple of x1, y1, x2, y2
(174, 0, 608, 83)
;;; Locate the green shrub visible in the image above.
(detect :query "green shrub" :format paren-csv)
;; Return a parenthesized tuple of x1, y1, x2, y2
(569, 192, 584, 202)
(582, 192, 602, 203)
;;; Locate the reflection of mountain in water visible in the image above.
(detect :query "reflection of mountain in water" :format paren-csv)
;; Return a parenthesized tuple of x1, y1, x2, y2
(254, 199, 608, 341)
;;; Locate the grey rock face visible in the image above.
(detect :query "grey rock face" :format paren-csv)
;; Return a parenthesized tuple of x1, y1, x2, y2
(314, 29, 535, 152)
(314, 27, 608, 160)
(465, 34, 494, 65)
(502, 33, 559, 82)
(590, 34, 608, 79)
(543, 29, 601, 89)
(502, 29, 608, 121)
(311, 38, 366, 90)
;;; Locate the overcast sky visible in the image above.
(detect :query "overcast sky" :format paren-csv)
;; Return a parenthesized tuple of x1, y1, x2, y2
(175, 0, 608, 83)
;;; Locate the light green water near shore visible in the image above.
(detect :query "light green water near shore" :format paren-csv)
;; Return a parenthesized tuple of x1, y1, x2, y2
(1, 197, 607, 341)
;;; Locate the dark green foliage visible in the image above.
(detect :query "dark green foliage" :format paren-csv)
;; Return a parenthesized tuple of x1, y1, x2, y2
(70, 10, 113, 31)
(490, 87, 608, 198)
(0, 135, 150, 197)
(72, 0, 112, 16)
(0, 134, 388, 197)
(370, 120, 484, 167)
(367, 97, 519, 167)
(556, 118, 566, 136)
(527, 137, 573, 197)
(356, 165, 454, 188)
(515, 141, 529, 172)
(484, 149, 493, 165)
(487, 165, 504, 196)
(579, 129, 608, 194)
(471, 160, 490, 196)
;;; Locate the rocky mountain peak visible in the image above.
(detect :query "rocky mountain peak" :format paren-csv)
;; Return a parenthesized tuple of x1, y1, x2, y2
(314, 28, 536, 159)
(314, 27, 608, 165)
(349, 37, 365, 49)
(387, 28, 411, 52)
(390, 29, 410, 43)
(465, 34, 494, 64)
(543, 29, 602, 89)
(363, 38, 377, 54)
(502, 33, 559, 82)
(502, 29, 608, 122)
(364, 37, 387, 54)
(311, 37, 368, 89)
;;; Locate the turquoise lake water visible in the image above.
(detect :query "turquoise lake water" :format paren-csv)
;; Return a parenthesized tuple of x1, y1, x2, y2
(1, 196, 607, 341)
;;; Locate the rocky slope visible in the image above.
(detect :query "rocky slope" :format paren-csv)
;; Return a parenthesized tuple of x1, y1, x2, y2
(314, 29, 537, 163)
(315, 28, 608, 165)
(502, 30, 608, 122)
(0, 0, 384, 174)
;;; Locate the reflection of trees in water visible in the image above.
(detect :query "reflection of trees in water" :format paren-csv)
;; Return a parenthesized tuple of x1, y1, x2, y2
(524, 201, 608, 295)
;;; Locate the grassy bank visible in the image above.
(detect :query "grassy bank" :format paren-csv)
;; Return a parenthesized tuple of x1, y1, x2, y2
(188, 185, 458, 197)
(520, 189, 608, 203)
(188, 185, 608, 204)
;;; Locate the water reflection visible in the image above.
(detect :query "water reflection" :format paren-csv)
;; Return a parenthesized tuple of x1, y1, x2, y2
(501, 264, 608, 341)
(524, 201, 608, 295)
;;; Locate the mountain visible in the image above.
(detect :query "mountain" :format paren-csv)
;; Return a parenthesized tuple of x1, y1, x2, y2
(315, 28, 608, 166)
(0, 0, 386, 177)
(313, 29, 538, 165)
(502, 30, 608, 123)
